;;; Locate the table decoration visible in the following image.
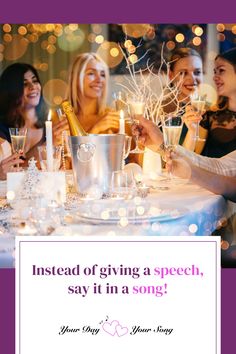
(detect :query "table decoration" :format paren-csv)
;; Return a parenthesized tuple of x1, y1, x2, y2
(7, 158, 66, 206)
(117, 43, 187, 126)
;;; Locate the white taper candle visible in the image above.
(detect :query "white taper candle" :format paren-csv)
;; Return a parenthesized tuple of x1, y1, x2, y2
(119, 109, 125, 134)
(45, 109, 53, 172)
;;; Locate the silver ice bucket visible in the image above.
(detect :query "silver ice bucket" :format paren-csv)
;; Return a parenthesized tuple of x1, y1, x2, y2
(68, 134, 125, 195)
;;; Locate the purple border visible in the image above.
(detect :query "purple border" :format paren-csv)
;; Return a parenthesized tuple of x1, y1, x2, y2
(0, 1, 235, 22)
(1, 2, 236, 352)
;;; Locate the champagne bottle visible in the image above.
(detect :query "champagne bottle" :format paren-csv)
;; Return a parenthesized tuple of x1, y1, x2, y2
(61, 100, 88, 136)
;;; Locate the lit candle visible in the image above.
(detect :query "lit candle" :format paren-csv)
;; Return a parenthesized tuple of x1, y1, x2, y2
(45, 109, 53, 172)
(119, 109, 125, 134)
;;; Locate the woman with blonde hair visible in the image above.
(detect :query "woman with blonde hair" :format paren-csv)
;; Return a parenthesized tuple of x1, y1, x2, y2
(67, 52, 119, 134)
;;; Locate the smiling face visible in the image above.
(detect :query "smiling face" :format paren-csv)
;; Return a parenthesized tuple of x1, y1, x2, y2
(22, 70, 41, 109)
(213, 57, 236, 98)
(82, 59, 106, 99)
(169, 55, 203, 99)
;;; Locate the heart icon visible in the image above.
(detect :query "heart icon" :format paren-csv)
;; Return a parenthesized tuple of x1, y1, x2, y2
(115, 324, 129, 337)
(102, 320, 119, 336)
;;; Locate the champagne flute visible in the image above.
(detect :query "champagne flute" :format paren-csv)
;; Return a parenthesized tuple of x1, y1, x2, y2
(128, 99, 145, 154)
(162, 115, 183, 180)
(190, 92, 206, 141)
(9, 127, 27, 170)
(113, 91, 127, 112)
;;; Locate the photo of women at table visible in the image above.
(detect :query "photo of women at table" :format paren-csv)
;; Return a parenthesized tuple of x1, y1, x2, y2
(0, 23, 236, 269)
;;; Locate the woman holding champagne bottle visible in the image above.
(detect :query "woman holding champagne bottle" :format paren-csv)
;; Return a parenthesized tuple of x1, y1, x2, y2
(0, 63, 50, 174)
(67, 52, 120, 134)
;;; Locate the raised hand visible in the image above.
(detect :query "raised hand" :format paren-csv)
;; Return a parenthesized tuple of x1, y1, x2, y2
(0, 152, 24, 180)
(89, 111, 120, 134)
(132, 116, 164, 151)
(52, 118, 70, 146)
(183, 105, 203, 134)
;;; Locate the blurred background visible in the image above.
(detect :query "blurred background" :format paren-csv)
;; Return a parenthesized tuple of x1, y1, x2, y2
(0, 23, 236, 107)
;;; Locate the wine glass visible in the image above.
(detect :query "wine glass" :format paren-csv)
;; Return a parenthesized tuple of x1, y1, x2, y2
(9, 127, 27, 170)
(37, 145, 62, 171)
(110, 170, 135, 200)
(190, 92, 206, 141)
(113, 91, 127, 112)
(162, 115, 183, 180)
(128, 99, 145, 154)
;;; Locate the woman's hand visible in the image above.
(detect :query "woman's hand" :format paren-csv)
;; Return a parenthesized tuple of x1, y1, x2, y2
(52, 118, 70, 146)
(183, 105, 203, 133)
(89, 112, 120, 134)
(132, 116, 164, 151)
(0, 153, 24, 180)
(165, 149, 192, 180)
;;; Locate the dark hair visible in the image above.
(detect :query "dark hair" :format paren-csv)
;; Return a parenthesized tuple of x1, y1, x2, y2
(213, 48, 236, 110)
(215, 47, 236, 71)
(0, 63, 48, 128)
(169, 48, 202, 71)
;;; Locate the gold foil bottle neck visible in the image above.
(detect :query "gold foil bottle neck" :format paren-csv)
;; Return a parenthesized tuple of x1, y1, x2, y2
(61, 100, 88, 136)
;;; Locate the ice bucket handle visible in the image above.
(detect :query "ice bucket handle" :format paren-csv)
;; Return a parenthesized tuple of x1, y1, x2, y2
(76, 143, 96, 162)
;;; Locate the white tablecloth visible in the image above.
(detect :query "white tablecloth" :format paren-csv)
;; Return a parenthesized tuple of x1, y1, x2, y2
(0, 181, 233, 268)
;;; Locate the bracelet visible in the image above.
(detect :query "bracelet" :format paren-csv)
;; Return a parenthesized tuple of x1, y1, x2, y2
(156, 142, 166, 155)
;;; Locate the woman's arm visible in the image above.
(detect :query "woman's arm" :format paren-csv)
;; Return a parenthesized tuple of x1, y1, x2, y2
(166, 151, 236, 202)
(190, 164, 236, 202)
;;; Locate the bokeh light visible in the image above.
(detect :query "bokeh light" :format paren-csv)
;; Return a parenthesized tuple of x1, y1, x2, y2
(122, 24, 150, 38)
(43, 79, 68, 107)
(91, 24, 102, 34)
(217, 33, 226, 42)
(3, 33, 12, 43)
(3, 24, 11, 33)
(128, 54, 138, 64)
(58, 28, 85, 52)
(175, 33, 185, 43)
(18, 26, 27, 35)
(216, 23, 225, 32)
(192, 37, 202, 46)
(95, 35, 104, 44)
(232, 26, 236, 34)
(194, 26, 203, 36)
(96, 41, 123, 68)
(4, 34, 29, 60)
(166, 40, 176, 50)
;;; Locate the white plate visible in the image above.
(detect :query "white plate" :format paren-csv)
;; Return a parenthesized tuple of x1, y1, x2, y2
(67, 204, 189, 225)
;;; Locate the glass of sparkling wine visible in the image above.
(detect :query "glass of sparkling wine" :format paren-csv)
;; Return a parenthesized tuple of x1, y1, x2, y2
(37, 145, 62, 171)
(190, 93, 206, 141)
(9, 127, 27, 170)
(128, 100, 145, 154)
(113, 91, 127, 112)
(162, 115, 183, 179)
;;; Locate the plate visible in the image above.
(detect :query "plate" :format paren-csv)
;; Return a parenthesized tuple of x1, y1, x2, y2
(66, 201, 189, 225)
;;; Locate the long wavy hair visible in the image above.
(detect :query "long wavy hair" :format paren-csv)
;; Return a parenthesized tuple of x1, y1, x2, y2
(213, 48, 236, 111)
(67, 52, 109, 116)
(0, 63, 48, 128)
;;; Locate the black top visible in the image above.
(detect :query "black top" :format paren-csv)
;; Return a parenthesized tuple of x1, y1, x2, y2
(200, 108, 236, 158)
(0, 121, 11, 142)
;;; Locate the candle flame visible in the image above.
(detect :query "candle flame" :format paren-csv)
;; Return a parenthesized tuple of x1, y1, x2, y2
(120, 109, 124, 119)
(47, 109, 52, 121)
